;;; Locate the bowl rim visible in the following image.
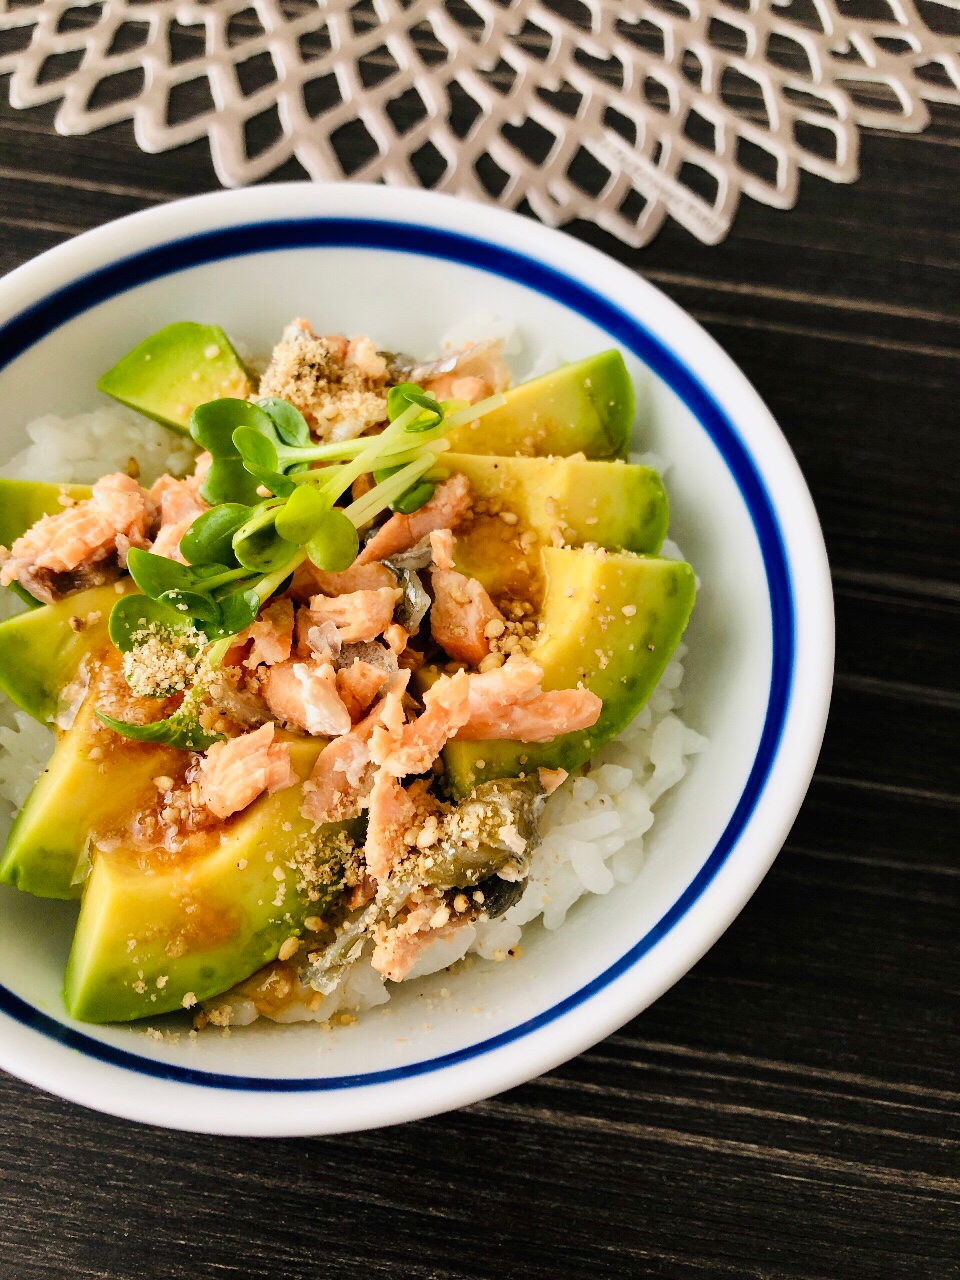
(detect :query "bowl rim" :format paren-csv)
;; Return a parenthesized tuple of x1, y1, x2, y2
(0, 183, 833, 1134)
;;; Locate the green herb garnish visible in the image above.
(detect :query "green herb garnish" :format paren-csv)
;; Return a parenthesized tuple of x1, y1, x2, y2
(102, 382, 505, 746)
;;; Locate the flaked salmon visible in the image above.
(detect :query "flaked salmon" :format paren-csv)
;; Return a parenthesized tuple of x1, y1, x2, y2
(417, 340, 511, 405)
(301, 671, 410, 824)
(261, 658, 352, 737)
(429, 528, 455, 571)
(149, 474, 208, 563)
(197, 722, 297, 821)
(356, 474, 472, 566)
(336, 659, 389, 722)
(382, 622, 408, 656)
(375, 668, 471, 778)
(371, 892, 463, 983)
(241, 598, 295, 670)
(430, 566, 504, 666)
(305, 586, 401, 644)
(457, 655, 602, 742)
(455, 687, 601, 742)
(0, 472, 154, 603)
(291, 558, 395, 600)
(363, 767, 416, 884)
(538, 766, 568, 795)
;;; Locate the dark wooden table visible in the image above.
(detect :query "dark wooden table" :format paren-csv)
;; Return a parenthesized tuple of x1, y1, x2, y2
(0, 81, 957, 1280)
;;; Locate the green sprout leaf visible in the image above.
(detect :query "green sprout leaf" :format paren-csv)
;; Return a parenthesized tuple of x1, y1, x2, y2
(157, 589, 222, 625)
(233, 424, 279, 471)
(275, 483, 329, 544)
(108, 594, 198, 654)
(180, 503, 253, 567)
(214, 588, 260, 637)
(232, 425, 296, 497)
(306, 510, 359, 572)
(233, 521, 298, 574)
(391, 480, 435, 515)
(258, 397, 311, 447)
(125, 547, 198, 600)
(96, 702, 223, 751)
(387, 383, 443, 431)
(190, 399, 274, 506)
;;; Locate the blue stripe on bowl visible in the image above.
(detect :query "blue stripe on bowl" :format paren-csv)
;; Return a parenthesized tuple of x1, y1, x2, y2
(0, 218, 794, 1091)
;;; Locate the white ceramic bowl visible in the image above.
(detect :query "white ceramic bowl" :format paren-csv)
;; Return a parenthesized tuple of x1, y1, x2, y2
(0, 184, 832, 1135)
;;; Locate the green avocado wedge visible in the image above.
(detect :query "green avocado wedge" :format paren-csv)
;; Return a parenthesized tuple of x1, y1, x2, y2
(0, 478, 93, 607)
(97, 321, 254, 434)
(0, 690, 183, 899)
(441, 547, 696, 797)
(63, 739, 353, 1023)
(446, 452, 667, 600)
(445, 350, 635, 459)
(0, 478, 92, 549)
(0, 581, 136, 724)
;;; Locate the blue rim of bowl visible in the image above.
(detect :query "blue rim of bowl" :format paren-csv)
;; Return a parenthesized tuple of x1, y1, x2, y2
(0, 217, 794, 1092)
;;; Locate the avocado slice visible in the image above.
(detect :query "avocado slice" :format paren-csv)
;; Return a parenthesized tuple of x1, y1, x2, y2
(1, 689, 183, 900)
(445, 351, 634, 458)
(446, 452, 667, 601)
(97, 321, 253, 435)
(0, 478, 92, 550)
(0, 478, 94, 608)
(442, 547, 696, 796)
(63, 738, 352, 1023)
(0, 581, 136, 724)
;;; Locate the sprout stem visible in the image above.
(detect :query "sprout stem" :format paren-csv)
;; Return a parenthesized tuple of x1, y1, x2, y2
(344, 449, 441, 526)
(441, 391, 506, 431)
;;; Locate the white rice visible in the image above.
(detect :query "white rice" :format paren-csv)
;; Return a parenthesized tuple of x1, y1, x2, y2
(0, 405, 194, 488)
(0, 394, 706, 1027)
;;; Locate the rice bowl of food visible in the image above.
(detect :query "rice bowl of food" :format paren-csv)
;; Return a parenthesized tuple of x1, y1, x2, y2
(0, 184, 832, 1135)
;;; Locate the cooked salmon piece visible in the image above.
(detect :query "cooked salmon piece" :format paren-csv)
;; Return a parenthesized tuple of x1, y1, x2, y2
(0, 472, 155, 603)
(375, 668, 471, 778)
(261, 659, 352, 737)
(371, 893, 463, 983)
(149, 474, 208, 563)
(430, 567, 504, 667)
(429, 528, 455, 571)
(422, 374, 488, 403)
(538, 766, 568, 795)
(301, 672, 410, 824)
(363, 766, 417, 884)
(382, 622, 408, 655)
(242, 598, 295, 669)
(356, 474, 472, 566)
(336, 659, 389, 722)
(418, 340, 511, 405)
(197, 722, 297, 821)
(305, 586, 401, 644)
(456, 654, 601, 741)
(465, 654, 544, 706)
(294, 559, 396, 599)
(456, 687, 602, 742)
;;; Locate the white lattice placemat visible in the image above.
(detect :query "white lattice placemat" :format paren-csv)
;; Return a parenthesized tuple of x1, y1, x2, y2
(1, 0, 958, 247)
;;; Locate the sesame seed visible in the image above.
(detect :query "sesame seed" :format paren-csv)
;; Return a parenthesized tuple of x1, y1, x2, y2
(278, 937, 300, 962)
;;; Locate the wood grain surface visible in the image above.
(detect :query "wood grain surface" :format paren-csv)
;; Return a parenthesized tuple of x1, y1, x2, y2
(0, 78, 956, 1280)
